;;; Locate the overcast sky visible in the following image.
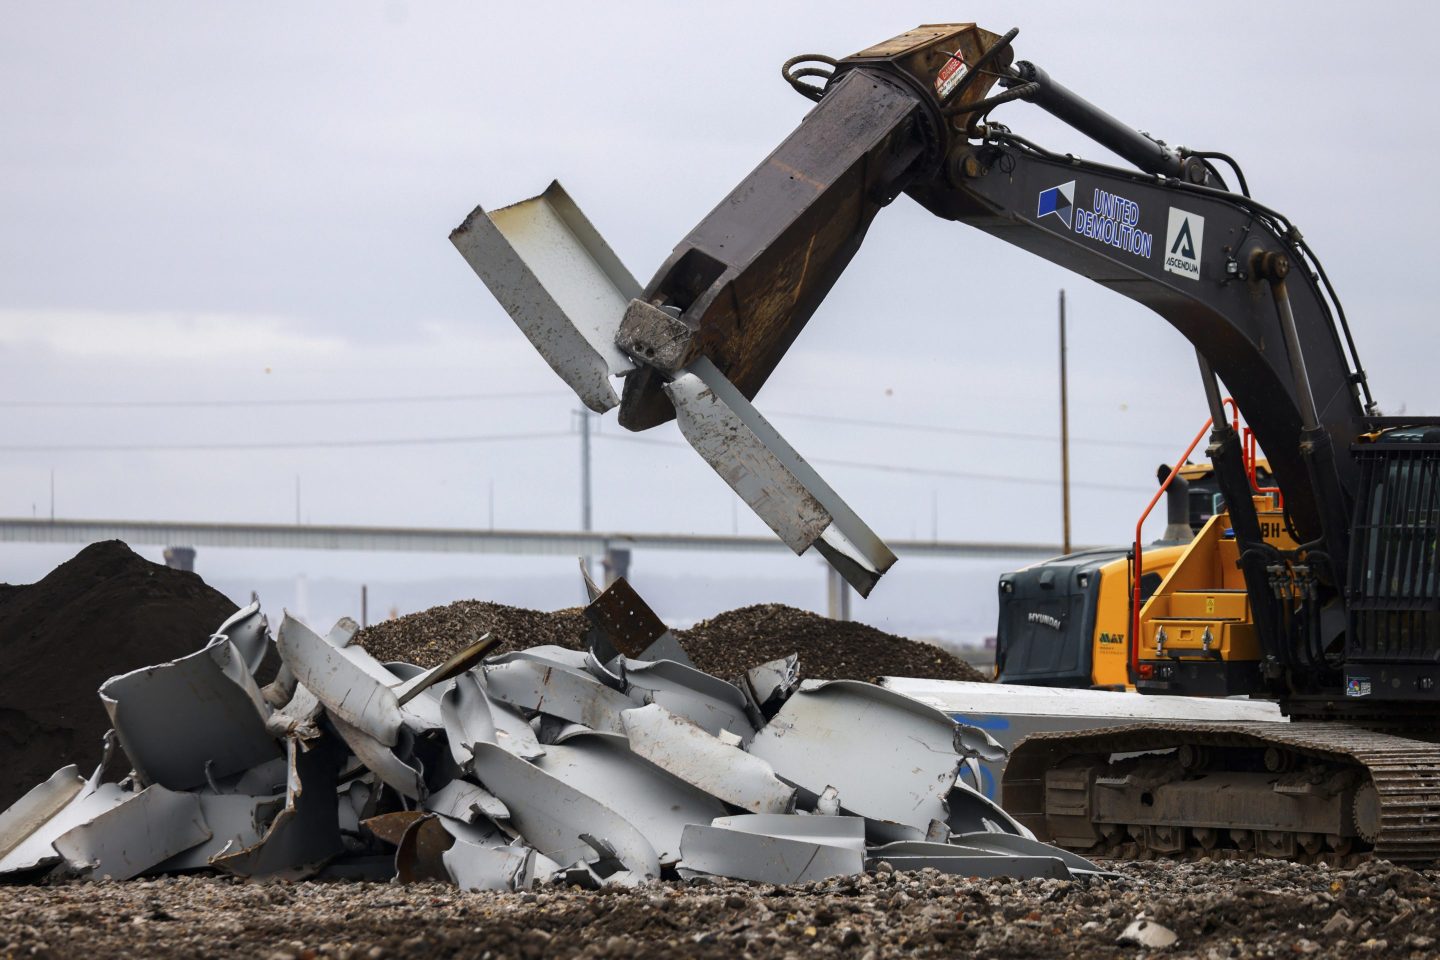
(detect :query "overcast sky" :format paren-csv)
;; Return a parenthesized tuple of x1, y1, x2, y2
(2, 2, 1435, 631)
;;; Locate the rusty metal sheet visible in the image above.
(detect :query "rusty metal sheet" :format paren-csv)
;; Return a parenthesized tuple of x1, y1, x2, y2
(663, 357, 896, 596)
(483, 659, 635, 735)
(468, 741, 659, 878)
(100, 637, 280, 791)
(363, 810, 426, 847)
(620, 704, 793, 814)
(52, 784, 211, 880)
(395, 814, 452, 883)
(582, 577, 696, 667)
(532, 732, 726, 866)
(450, 181, 639, 414)
(745, 679, 1000, 830)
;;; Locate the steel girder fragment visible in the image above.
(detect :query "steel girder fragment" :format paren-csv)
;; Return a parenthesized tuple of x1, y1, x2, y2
(620, 704, 794, 814)
(450, 181, 640, 414)
(663, 357, 896, 596)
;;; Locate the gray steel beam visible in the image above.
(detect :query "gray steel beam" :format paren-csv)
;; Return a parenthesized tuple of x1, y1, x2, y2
(0, 518, 1072, 562)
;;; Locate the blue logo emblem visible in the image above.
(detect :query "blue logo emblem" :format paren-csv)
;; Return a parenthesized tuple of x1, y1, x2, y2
(1037, 180, 1075, 228)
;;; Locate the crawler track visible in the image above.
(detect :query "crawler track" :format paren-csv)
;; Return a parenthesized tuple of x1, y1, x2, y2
(1004, 722, 1440, 862)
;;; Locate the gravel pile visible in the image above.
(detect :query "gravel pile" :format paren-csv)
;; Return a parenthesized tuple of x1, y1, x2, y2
(4, 858, 1436, 959)
(356, 599, 983, 684)
(678, 604, 988, 683)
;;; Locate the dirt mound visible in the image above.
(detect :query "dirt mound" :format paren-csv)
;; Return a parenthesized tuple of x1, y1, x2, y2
(356, 598, 983, 684)
(0, 541, 237, 810)
(355, 599, 590, 665)
(678, 604, 988, 683)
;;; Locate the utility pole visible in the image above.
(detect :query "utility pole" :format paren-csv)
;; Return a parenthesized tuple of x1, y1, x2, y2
(49, 469, 54, 522)
(295, 474, 302, 525)
(578, 409, 593, 581)
(1059, 289, 1072, 555)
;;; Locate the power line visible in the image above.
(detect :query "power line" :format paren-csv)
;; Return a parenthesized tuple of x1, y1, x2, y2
(0, 389, 570, 409)
(766, 409, 1178, 452)
(0, 430, 574, 454)
(594, 433, 1152, 493)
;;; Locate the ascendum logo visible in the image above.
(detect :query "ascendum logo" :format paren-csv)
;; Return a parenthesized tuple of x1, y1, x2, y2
(1164, 207, 1205, 280)
(1036, 181, 1075, 229)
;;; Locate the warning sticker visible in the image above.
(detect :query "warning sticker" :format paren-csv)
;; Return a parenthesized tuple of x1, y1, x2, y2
(1163, 207, 1205, 280)
(935, 52, 968, 100)
(1346, 676, 1372, 697)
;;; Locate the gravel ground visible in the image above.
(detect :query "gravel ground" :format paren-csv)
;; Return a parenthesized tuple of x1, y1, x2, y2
(3, 858, 1436, 959)
(355, 600, 983, 684)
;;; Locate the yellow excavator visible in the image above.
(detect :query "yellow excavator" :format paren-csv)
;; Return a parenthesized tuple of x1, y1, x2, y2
(995, 425, 1284, 692)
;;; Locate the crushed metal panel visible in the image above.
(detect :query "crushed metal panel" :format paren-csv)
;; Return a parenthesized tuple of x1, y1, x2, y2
(708, 814, 866, 850)
(277, 612, 403, 746)
(663, 357, 896, 595)
(328, 713, 426, 801)
(441, 670, 544, 762)
(211, 736, 346, 880)
(483, 659, 635, 735)
(423, 778, 510, 825)
(946, 783, 1031, 838)
(532, 732, 726, 865)
(468, 741, 659, 877)
(620, 704, 794, 814)
(746, 679, 989, 830)
(444, 837, 535, 892)
(623, 658, 755, 741)
(52, 785, 211, 880)
(0, 765, 85, 864)
(151, 793, 285, 873)
(450, 181, 639, 413)
(210, 601, 271, 676)
(100, 637, 280, 791)
(679, 816, 864, 884)
(864, 839, 1071, 880)
(948, 831, 1104, 875)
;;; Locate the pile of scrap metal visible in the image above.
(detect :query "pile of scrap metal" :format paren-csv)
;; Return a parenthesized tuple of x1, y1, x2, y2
(0, 573, 1102, 890)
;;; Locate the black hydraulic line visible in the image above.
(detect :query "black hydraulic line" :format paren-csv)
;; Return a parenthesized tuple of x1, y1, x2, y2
(1187, 150, 1250, 197)
(781, 54, 837, 101)
(1005, 61, 1184, 177)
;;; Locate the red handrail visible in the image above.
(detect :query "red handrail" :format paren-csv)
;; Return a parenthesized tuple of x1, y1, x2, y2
(1130, 418, 1214, 678)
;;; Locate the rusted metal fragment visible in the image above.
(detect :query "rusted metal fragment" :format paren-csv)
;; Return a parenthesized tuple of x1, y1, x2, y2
(151, 793, 285, 873)
(679, 815, 865, 884)
(363, 810, 426, 847)
(584, 577, 694, 667)
(100, 637, 280, 791)
(277, 613, 403, 746)
(623, 658, 755, 741)
(483, 659, 636, 736)
(423, 778, 510, 825)
(393, 633, 498, 707)
(211, 736, 345, 880)
(746, 679, 1001, 831)
(663, 357, 895, 596)
(443, 836, 536, 892)
(863, 839, 1072, 880)
(621, 704, 793, 814)
(395, 814, 452, 883)
(53, 785, 211, 880)
(468, 741, 659, 877)
(450, 181, 639, 413)
(533, 732, 726, 865)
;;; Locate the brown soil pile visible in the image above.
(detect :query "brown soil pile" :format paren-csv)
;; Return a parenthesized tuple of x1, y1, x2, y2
(3, 858, 1436, 959)
(0, 541, 237, 810)
(679, 604, 988, 683)
(356, 599, 983, 684)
